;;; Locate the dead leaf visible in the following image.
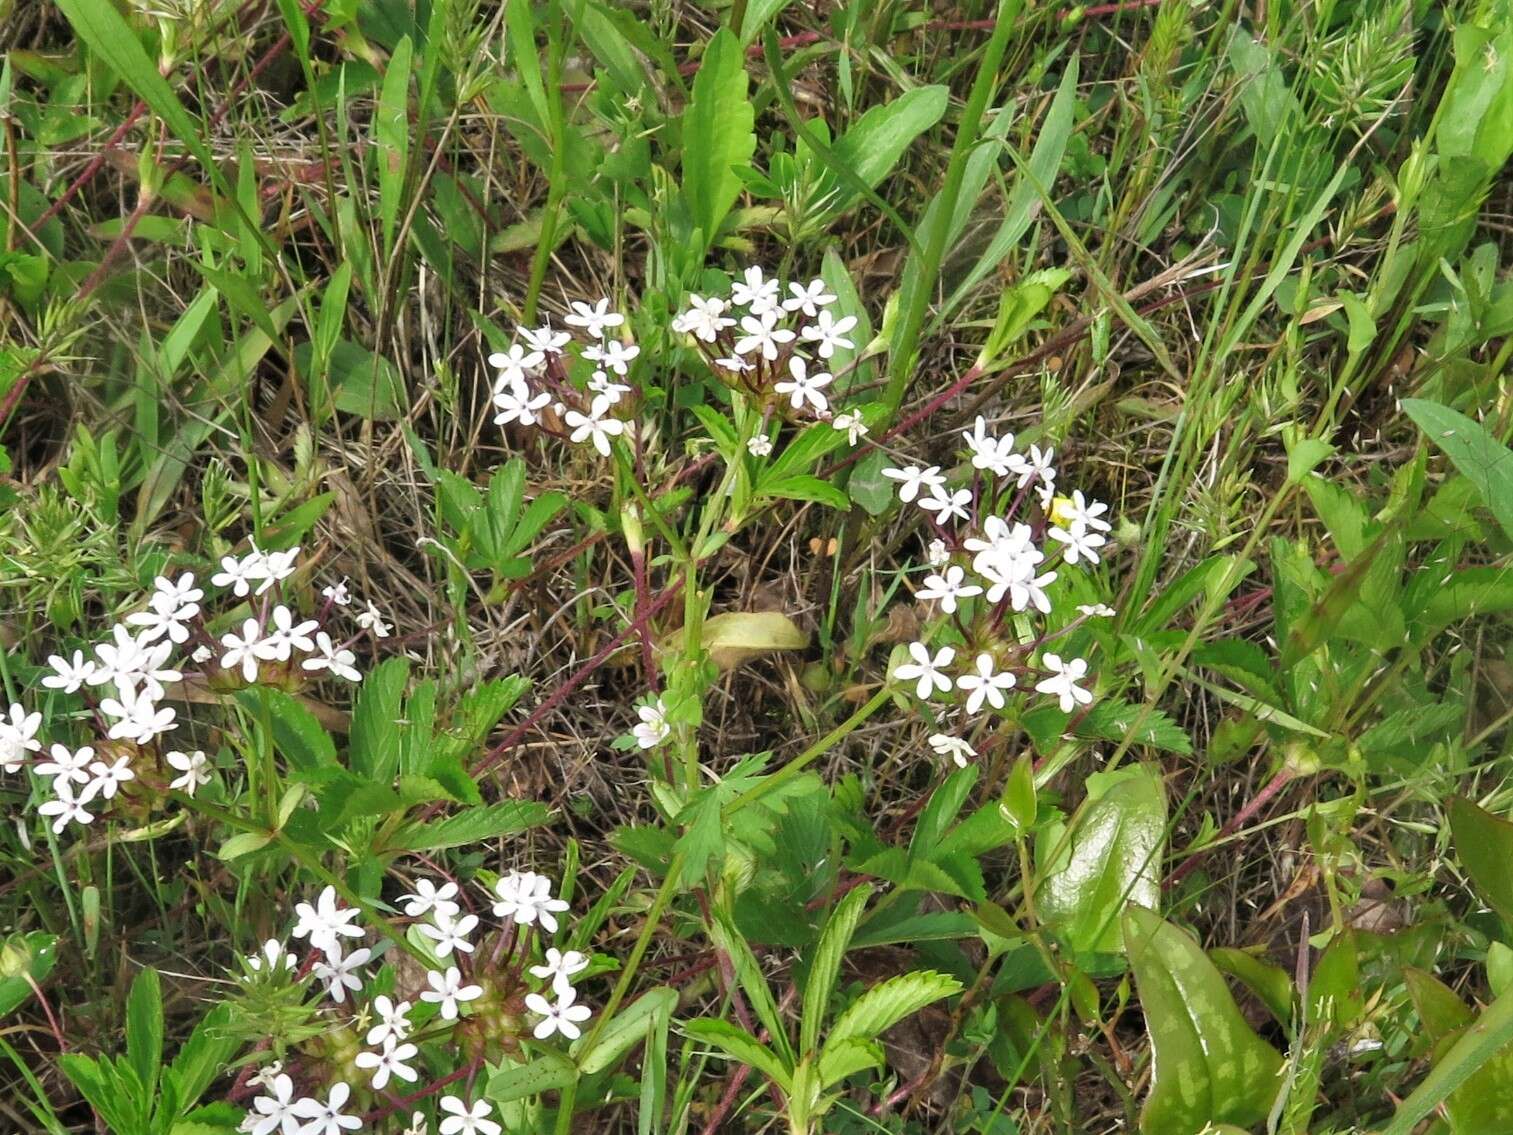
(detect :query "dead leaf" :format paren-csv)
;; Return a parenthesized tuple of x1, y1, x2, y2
(659, 611, 807, 671)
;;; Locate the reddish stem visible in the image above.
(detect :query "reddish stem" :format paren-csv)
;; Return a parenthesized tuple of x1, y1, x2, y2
(1164, 766, 1298, 888)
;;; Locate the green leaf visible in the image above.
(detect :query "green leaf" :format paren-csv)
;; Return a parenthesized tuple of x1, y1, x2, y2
(1123, 905, 1283, 1135)
(710, 903, 794, 1064)
(384, 800, 550, 853)
(1074, 700, 1192, 755)
(125, 968, 163, 1099)
(216, 831, 273, 861)
(165, 1004, 240, 1110)
(682, 28, 755, 249)
(1384, 985, 1513, 1135)
(664, 611, 808, 672)
(376, 36, 412, 254)
(815, 1037, 884, 1089)
(826, 86, 949, 213)
(484, 1049, 577, 1103)
(1402, 398, 1513, 543)
(349, 658, 409, 781)
(684, 1019, 792, 1088)
(574, 986, 677, 1075)
(244, 690, 336, 772)
(758, 474, 851, 511)
(1449, 796, 1513, 931)
(847, 449, 894, 516)
(825, 970, 962, 1052)
(1037, 766, 1166, 956)
(0, 932, 58, 1018)
(801, 884, 873, 1054)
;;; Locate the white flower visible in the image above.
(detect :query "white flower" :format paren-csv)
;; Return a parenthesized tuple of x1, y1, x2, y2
(248, 1073, 302, 1135)
(400, 878, 461, 920)
(584, 338, 639, 376)
(36, 743, 92, 787)
(525, 984, 593, 1041)
(714, 354, 752, 373)
(291, 885, 364, 956)
(1077, 603, 1117, 618)
(313, 944, 372, 1004)
(979, 558, 1057, 614)
(421, 965, 482, 1020)
(963, 517, 1036, 576)
(492, 870, 569, 933)
(355, 602, 392, 639)
(127, 575, 202, 644)
(831, 412, 868, 445)
(893, 642, 956, 699)
(928, 733, 976, 768)
(586, 370, 633, 405)
(191, 644, 214, 664)
(800, 310, 857, 359)
(91, 624, 154, 695)
(783, 278, 836, 317)
(488, 343, 545, 390)
(672, 294, 736, 341)
(1056, 490, 1111, 533)
(926, 539, 950, 569)
(252, 547, 300, 596)
(529, 947, 590, 994)
(492, 383, 552, 427)
(1048, 523, 1107, 565)
(402, 1111, 429, 1135)
(249, 1062, 285, 1093)
(961, 417, 1017, 478)
(418, 911, 479, 958)
(246, 939, 296, 974)
(221, 619, 267, 683)
(211, 552, 263, 597)
(262, 605, 318, 661)
(1015, 444, 1056, 489)
(166, 749, 211, 795)
(773, 356, 832, 413)
(730, 266, 780, 314)
(633, 699, 670, 749)
(438, 1097, 501, 1135)
(38, 780, 98, 833)
(521, 324, 571, 356)
(290, 1081, 361, 1135)
(99, 687, 176, 743)
(746, 433, 773, 457)
(563, 298, 624, 338)
(42, 650, 97, 694)
(365, 995, 413, 1046)
(956, 653, 1017, 713)
(301, 632, 361, 682)
(919, 488, 973, 525)
(322, 579, 352, 606)
(733, 310, 795, 361)
(354, 1036, 418, 1090)
(880, 464, 945, 504)
(85, 753, 134, 801)
(915, 565, 982, 614)
(564, 396, 626, 457)
(1035, 654, 1094, 713)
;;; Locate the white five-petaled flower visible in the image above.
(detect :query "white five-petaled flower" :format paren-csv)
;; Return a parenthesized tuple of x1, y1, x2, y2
(253, 547, 300, 595)
(773, 356, 832, 413)
(927, 733, 977, 769)
(247, 1072, 302, 1135)
(36, 743, 93, 787)
(42, 651, 96, 694)
(831, 411, 867, 444)
(915, 565, 982, 614)
(956, 653, 1017, 713)
(1035, 654, 1094, 713)
(525, 984, 593, 1040)
(529, 947, 591, 994)
(221, 619, 267, 683)
(880, 464, 945, 504)
(672, 294, 736, 341)
(587, 370, 633, 405)
(356, 602, 392, 639)
(783, 278, 837, 317)
(492, 383, 552, 428)
(290, 1081, 361, 1135)
(564, 396, 627, 457)
(166, 749, 211, 795)
(893, 642, 956, 699)
(38, 780, 97, 833)
(960, 416, 1019, 478)
(400, 878, 461, 920)
(438, 1096, 501, 1135)
(418, 911, 479, 957)
(313, 943, 372, 1004)
(563, 298, 624, 338)
(302, 632, 361, 683)
(730, 266, 780, 314)
(127, 573, 202, 644)
(86, 753, 135, 801)
(99, 687, 176, 743)
(291, 885, 364, 956)
(734, 310, 796, 361)
(211, 552, 262, 598)
(488, 344, 545, 390)
(926, 539, 950, 569)
(746, 433, 773, 457)
(354, 1036, 419, 1090)
(492, 870, 569, 932)
(520, 324, 571, 356)
(365, 995, 414, 1047)
(262, 605, 318, 661)
(1048, 523, 1107, 565)
(421, 965, 483, 1020)
(633, 699, 670, 749)
(800, 310, 857, 359)
(919, 488, 974, 525)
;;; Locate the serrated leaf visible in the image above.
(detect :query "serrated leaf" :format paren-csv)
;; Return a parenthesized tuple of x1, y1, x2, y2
(1123, 905, 1283, 1134)
(816, 1037, 883, 1088)
(349, 658, 409, 781)
(801, 884, 872, 1054)
(685, 1019, 792, 1088)
(824, 970, 962, 1052)
(682, 28, 755, 248)
(385, 800, 550, 853)
(1075, 700, 1192, 754)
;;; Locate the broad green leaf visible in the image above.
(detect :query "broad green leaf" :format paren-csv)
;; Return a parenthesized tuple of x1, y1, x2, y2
(826, 86, 949, 214)
(165, 1004, 239, 1109)
(349, 658, 409, 781)
(1037, 766, 1166, 956)
(376, 36, 412, 254)
(682, 28, 755, 249)
(1449, 796, 1513, 931)
(816, 1037, 883, 1088)
(1123, 906, 1283, 1135)
(243, 690, 336, 772)
(1075, 700, 1193, 755)
(125, 968, 163, 1099)
(574, 986, 676, 1075)
(485, 1049, 577, 1103)
(1402, 398, 1513, 543)
(847, 449, 893, 516)
(684, 1019, 792, 1087)
(824, 970, 962, 1052)
(801, 884, 872, 1054)
(0, 932, 57, 1018)
(384, 800, 550, 853)
(1208, 948, 1292, 1026)
(758, 474, 852, 511)
(1386, 983, 1513, 1135)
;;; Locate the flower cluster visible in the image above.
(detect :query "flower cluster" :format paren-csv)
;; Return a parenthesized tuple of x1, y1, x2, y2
(3, 547, 387, 837)
(242, 869, 589, 1134)
(879, 417, 1117, 761)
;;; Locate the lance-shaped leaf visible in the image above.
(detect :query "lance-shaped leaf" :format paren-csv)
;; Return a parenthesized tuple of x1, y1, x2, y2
(681, 28, 755, 249)
(1123, 905, 1283, 1135)
(661, 611, 808, 672)
(1449, 796, 1513, 931)
(1037, 766, 1166, 956)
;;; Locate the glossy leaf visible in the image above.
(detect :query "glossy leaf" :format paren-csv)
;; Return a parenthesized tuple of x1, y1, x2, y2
(0, 932, 57, 1018)
(1123, 906, 1283, 1135)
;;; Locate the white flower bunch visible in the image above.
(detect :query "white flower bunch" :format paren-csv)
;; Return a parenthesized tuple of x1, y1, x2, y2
(880, 417, 1119, 760)
(7, 547, 388, 839)
(243, 870, 586, 1132)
